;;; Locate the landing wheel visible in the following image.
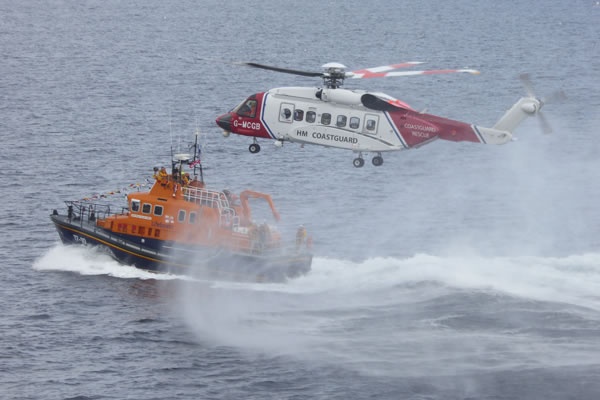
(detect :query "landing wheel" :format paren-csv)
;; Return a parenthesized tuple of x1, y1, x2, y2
(353, 157, 365, 168)
(249, 143, 261, 154)
(372, 155, 384, 167)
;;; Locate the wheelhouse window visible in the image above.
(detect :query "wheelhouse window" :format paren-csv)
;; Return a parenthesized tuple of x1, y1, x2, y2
(178, 210, 186, 223)
(131, 199, 140, 213)
(294, 109, 304, 121)
(154, 205, 164, 216)
(142, 203, 152, 214)
(321, 113, 331, 125)
(189, 212, 197, 224)
(336, 115, 347, 127)
(366, 119, 377, 132)
(306, 111, 316, 123)
(349, 117, 360, 129)
(236, 99, 257, 118)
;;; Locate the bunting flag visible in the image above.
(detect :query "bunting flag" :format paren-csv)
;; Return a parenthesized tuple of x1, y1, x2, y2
(78, 178, 154, 202)
(189, 159, 201, 168)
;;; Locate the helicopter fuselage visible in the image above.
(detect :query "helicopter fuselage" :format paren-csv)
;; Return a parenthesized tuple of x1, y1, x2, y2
(216, 87, 510, 153)
(216, 86, 551, 168)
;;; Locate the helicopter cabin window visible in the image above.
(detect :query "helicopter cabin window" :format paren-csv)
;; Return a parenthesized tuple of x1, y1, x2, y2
(279, 103, 294, 123)
(154, 205, 164, 216)
(306, 111, 316, 123)
(366, 119, 377, 132)
(336, 115, 347, 128)
(237, 99, 257, 118)
(321, 113, 331, 125)
(178, 210, 186, 223)
(294, 109, 304, 121)
(349, 117, 360, 129)
(189, 212, 197, 224)
(142, 203, 152, 215)
(131, 199, 140, 213)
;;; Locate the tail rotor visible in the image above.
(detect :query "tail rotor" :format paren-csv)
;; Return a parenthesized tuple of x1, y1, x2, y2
(519, 74, 566, 135)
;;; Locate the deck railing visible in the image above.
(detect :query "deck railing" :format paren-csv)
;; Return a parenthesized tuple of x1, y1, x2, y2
(184, 187, 239, 229)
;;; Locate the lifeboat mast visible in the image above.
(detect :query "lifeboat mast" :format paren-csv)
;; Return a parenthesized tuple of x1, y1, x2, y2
(170, 129, 204, 187)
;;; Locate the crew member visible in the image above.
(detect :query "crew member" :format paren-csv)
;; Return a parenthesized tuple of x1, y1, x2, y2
(158, 167, 168, 185)
(248, 223, 258, 253)
(296, 225, 307, 247)
(258, 222, 270, 251)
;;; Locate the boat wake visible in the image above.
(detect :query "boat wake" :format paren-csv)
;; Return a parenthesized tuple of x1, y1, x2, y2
(214, 252, 600, 310)
(33, 244, 600, 376)
(34, 244, 600, 309)
(33, 244, 186, 281)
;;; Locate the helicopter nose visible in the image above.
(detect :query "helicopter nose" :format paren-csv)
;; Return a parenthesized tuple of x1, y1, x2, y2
(216, 113, 232, 131)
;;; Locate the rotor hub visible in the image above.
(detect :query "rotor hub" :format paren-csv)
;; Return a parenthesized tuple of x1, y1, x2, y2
(321, 62, 348, 89)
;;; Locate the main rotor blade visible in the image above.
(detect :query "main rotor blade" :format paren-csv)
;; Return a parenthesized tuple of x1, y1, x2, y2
(350, 68, 480, 79)
(232, 62, 323, 77)
(542, 90, 568, 105)
(349, 62, 424, 77)
(519, 73, 536, 97)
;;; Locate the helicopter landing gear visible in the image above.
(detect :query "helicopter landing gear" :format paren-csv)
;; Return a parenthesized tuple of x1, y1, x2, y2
(353, 153, 365, 168)
(249, 139, 261, 154)
(372, 153, 384, 167)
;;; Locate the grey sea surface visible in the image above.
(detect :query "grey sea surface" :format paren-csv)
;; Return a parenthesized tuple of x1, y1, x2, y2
(2, 0, 600, 399)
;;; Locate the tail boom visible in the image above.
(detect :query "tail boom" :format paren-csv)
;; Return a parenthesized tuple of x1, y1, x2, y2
(493, 97, 542, 133)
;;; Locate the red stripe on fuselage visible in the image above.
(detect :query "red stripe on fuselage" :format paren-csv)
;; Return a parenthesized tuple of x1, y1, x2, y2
(386, 109, 481, 147)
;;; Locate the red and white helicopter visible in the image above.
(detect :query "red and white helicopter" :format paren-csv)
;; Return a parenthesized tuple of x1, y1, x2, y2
(216, 61, 563, 167)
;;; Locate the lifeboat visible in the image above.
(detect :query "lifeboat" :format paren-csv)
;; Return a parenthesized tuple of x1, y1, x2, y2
(49, 151, 312, 282)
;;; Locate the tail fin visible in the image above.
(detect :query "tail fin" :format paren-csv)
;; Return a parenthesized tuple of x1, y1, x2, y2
(466, 97, 543, 145)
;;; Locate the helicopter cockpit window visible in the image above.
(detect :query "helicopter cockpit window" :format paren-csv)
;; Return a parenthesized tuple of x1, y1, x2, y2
(349, 117, 360, 129)
(237, 99, 257, 118)
(321, 113, 331, 125)
(294, 109, 304, 121)
(366, 119, 377, 132)
(306, 111, 316, 123)
(336, 115, 347, 127)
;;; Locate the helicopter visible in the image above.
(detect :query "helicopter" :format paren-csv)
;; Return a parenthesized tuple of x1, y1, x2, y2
(215, 61, 564, 167)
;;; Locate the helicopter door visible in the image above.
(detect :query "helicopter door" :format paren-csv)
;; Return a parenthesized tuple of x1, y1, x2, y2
(279, 103, 295, 123)
(363, 114, 379, 135)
